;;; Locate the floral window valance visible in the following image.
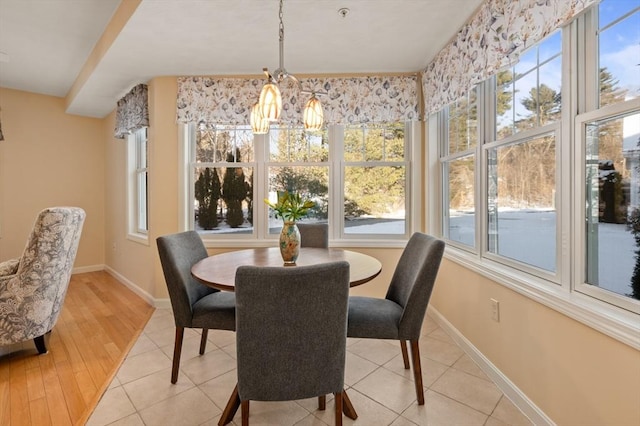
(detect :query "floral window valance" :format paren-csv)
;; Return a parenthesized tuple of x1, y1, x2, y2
(176, 75, 419, 126)
(114, 84, 149, 139)
(421, 0, 599, 116)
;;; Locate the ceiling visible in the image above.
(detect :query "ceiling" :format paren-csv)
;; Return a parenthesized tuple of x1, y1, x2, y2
(0, 0, 484, 119)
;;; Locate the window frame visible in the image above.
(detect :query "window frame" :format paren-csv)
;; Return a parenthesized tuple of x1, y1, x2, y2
(573, 99, 640, 315)
(337, 122, 415, 243)
(127, 127, 149, 244)
(439, 89, 481, 252)
(180, 121, 420, 248)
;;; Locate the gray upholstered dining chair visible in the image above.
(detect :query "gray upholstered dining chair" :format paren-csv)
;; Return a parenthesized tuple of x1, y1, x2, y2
(234, 261, 350, 425)
(0, 207, 86, 354)
(297, 222, 329, 248)
(156, 231, 236, 384)
(346, 232, 444, 405)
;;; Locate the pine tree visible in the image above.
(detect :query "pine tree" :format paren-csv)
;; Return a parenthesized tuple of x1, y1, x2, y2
(194, 167, 221, 229)
(222, 148, 247, 228)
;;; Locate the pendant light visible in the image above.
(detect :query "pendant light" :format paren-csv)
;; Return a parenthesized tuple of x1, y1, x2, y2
(256, 0, 326, 133)
(250, 103, 270, 134)
(303, 94, 323, 131)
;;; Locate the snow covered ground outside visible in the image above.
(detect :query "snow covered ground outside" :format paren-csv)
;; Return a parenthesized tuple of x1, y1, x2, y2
(199, 210, 635, 298)
(448, 210, 634, 297)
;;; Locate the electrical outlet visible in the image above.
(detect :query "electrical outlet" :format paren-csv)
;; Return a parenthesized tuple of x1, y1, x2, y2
(490, 298, 500, 322)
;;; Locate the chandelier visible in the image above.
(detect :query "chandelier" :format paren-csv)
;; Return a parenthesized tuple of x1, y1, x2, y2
(251, 0, 325, 134)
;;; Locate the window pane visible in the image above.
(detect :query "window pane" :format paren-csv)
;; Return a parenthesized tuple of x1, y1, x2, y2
(269, 127, 328, 162)
(384, 123, 406, 161)
(496, 70, 516, 139)
(344, 124, 405, 162)
(344, 126, 365, 162)
(137, 172, 147, 232)
(445, 156, 475, 247)
(598, 2, 640, 107)
(137, 131, 147, 168)
(448, 91, 478, 155)
(267, 166, 329, 234)
(512, 69, 538, 130)
(496, 31, 562, 139)
(487, 134, 557, 272)
(196, 124, 254, 164)
(538, 56, 562, 125)
(585, 112, 640, 300)
(194, 166, 253, 234)
(344, 166, 406, 235)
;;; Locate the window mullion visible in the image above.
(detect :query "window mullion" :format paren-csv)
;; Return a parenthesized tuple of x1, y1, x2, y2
(331, 124, 344, 241)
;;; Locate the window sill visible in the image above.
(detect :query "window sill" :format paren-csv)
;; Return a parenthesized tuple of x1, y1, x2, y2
(201, 237, 408, 250)
(127, 233, 149, 246)
(445, 247, 640, 350)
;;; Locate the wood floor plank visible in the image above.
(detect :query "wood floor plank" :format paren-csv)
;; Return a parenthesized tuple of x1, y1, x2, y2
(0, 271, 154, 426)
(28, 397, 50, 426)
(25, 367, 45, 401)
(0, 360, 11, 425)
(39, 352, 72, 426)
(9, 366, 30, 426)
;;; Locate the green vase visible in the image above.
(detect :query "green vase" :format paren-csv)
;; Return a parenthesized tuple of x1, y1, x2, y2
(279, 221, 300, 265)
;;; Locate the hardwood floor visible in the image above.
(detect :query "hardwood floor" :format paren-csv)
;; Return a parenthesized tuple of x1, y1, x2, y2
(0, 271, 154, 426)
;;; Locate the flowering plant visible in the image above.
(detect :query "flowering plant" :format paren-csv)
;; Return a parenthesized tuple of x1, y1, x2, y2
(264, 190, 315, 222)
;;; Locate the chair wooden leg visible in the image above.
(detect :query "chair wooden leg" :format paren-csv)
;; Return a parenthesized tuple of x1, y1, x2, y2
(218, 384, 240, 426)
(171, 327, 185, 384)
(342, 389, 357, 420)
(34, 334, 48, 354)
(199, 328, 209, 355)
(334, 391, 343, 426)
(400, 340, 410, 369)
(318, 395, 326, 410)
(241, 400, 249, 426)
(410, 339, 425, 404)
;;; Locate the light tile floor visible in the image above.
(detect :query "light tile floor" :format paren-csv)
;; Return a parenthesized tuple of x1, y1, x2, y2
(87, 308, 533, 426)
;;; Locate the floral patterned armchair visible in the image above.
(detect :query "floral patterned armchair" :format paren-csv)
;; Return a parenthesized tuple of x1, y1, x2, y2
(0, 207, 85, 354)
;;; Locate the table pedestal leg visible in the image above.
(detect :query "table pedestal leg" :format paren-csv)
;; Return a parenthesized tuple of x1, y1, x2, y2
(218, 384, 240, 426)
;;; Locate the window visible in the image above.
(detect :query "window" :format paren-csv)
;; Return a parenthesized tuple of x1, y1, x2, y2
(128, 127, 148, 241)
(189, 123, 254, 236)
(267, 127, 329, 235)
(578, 111, 640, 312)
(184, 122, 417, 245)
(433, 0, 639, 345)
(441, 90, 478, 248)
(576, 0, 639, 314)
(342, 123, 410, 237)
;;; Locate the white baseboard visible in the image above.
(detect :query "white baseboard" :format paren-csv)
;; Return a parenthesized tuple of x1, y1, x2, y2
(95, 265, 171, 309)
(428, 307, 555, 426)
(73, 264, 105, 274)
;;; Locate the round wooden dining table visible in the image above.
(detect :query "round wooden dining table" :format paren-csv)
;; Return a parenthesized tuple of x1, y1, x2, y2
(191, 246, 381, 425)
(191, 246, 382, 291)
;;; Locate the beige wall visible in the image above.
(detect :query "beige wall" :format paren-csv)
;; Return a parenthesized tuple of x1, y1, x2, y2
(102, 78, 181, 301)
(0, 87, 104, 268)
(431, 259, 640, 425)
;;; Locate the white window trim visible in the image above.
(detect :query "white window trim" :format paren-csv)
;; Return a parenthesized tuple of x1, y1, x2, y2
(573, 98, 640, 316)
(126, 127, 149, 245)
